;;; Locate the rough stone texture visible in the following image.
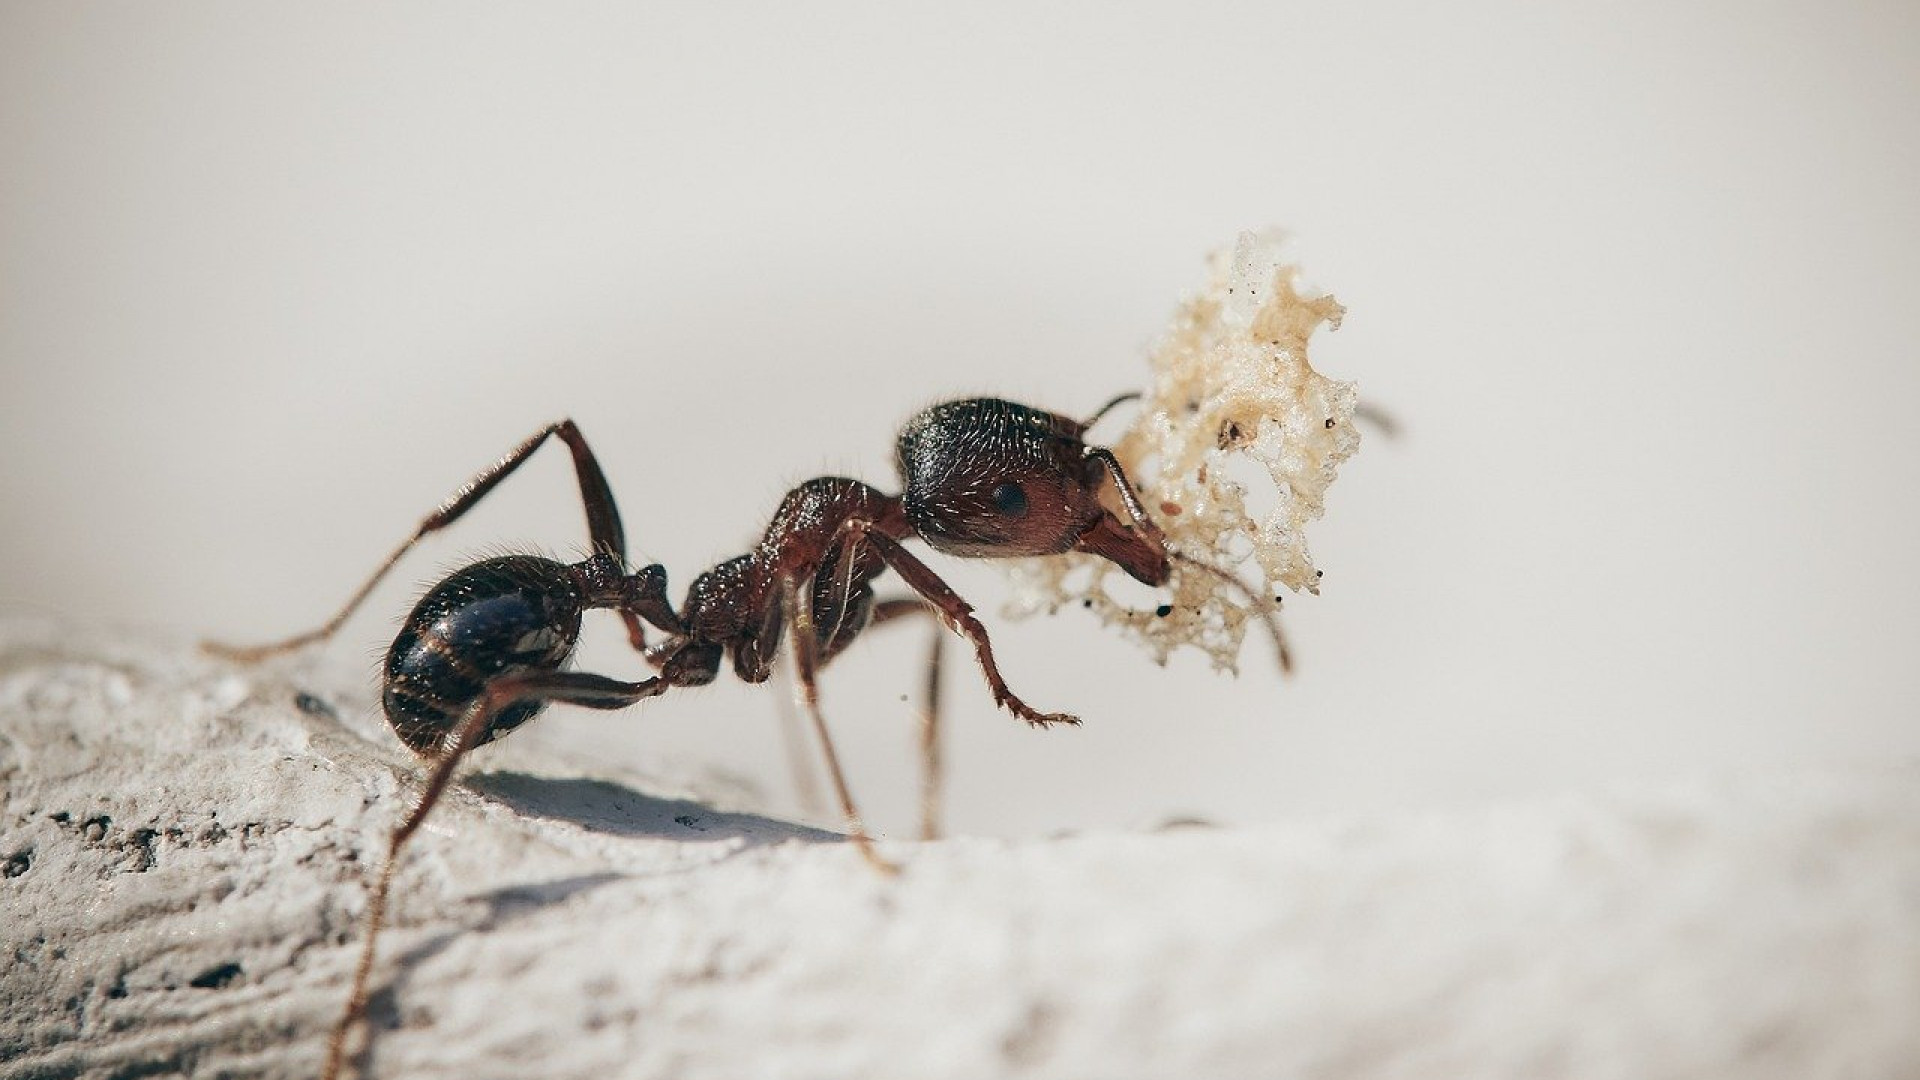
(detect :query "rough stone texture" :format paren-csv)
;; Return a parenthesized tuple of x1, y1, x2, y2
(3, 617, 1917, 1080)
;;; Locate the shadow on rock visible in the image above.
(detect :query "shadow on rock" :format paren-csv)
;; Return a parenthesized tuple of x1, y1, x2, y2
(465, 771, 843, 847)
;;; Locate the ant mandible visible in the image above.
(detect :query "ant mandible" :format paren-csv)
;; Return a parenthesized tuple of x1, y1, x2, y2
(208, 392, 1253, 1080)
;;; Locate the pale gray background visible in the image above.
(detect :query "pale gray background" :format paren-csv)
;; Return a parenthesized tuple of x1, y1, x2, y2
(4, 2, 1916, 838)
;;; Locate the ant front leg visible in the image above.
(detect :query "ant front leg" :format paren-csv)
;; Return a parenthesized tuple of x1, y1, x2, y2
(851, 526, 1078, 729)
(325, 668, 667, 1080)
(205, 419, 652, 662)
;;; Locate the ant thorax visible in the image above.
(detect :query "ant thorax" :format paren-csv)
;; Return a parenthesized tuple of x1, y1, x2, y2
(1003, 231, 1363, 673)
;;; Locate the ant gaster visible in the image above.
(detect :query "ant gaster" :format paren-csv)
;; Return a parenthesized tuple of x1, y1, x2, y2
(208, 393, 1213, 1080)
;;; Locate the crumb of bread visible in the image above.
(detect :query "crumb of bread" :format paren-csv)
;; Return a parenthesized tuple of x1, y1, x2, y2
(1004, 231, 1360, 672)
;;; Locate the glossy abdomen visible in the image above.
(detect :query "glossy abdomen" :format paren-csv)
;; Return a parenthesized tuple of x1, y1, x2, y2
(382, 555, 584, 755)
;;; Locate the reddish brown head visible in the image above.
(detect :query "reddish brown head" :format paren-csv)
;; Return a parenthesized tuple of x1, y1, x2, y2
(894, 397, 1171, 585)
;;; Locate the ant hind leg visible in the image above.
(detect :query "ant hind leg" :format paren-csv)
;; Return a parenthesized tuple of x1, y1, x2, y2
(206, 420, 635, 663)
(323, 669, 665, 1080)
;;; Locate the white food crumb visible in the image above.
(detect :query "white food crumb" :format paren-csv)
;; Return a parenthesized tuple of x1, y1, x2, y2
(1005, 231, 1360, 672)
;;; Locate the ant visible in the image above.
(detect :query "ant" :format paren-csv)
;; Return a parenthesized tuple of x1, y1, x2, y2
(206, 393, 1283, 1080)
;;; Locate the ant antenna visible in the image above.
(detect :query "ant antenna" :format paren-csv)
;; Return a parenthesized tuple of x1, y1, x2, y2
(1081, 391, 1142, 432)
(1081, 446, 1161, 541)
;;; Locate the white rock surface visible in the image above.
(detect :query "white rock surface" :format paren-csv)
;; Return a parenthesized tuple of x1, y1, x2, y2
(3, 617, 1917, 1079)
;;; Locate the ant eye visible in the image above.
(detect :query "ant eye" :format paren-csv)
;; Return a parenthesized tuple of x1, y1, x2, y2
(991, 481, 1029, 518)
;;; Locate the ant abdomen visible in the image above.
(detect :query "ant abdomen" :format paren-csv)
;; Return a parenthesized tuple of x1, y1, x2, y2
(382, 555, 585, 755)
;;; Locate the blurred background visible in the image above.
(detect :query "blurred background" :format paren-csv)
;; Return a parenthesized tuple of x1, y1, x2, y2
(3, 2, 1916, 839)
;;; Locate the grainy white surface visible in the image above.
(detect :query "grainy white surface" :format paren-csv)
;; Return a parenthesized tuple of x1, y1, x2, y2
(3, 618, 1917, 1080)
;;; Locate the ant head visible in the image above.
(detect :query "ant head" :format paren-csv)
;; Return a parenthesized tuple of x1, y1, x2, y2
(895, 398, 1170, 585)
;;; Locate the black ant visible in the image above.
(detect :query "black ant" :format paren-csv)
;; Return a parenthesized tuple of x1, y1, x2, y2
(206, 393, 1282, 1080)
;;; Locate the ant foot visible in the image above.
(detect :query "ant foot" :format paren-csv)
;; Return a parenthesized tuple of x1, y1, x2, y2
(1000, 697, 1080, 727)
(200, 628, 328, 664)
(199, 639, 277, 664)
(847, 832, 902, 876)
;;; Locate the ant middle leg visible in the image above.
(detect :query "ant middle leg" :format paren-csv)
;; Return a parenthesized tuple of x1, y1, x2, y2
(206, 419, 649, 663)
(779, 576, 899, 875)
(325, 668, 668, 1080)
(1169, 551, 1295, 675)
(771, 597, 950, 841)
(870, 598, 947, 840)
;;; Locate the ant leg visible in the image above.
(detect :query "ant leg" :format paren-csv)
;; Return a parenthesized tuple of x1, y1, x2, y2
(1170, 552, 1294, 675)
(854, 528, 1078, 728)
(769, 670, 829, 819)
(871, 599, 946, 840)
(1082, 449, 1294, 674)
(324, 669, 666, 1080)
(778, 577, 899, 876)
(775, 599, 940, 834)
(914, 622, 945, 839)
(207, 420, 647, 663)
